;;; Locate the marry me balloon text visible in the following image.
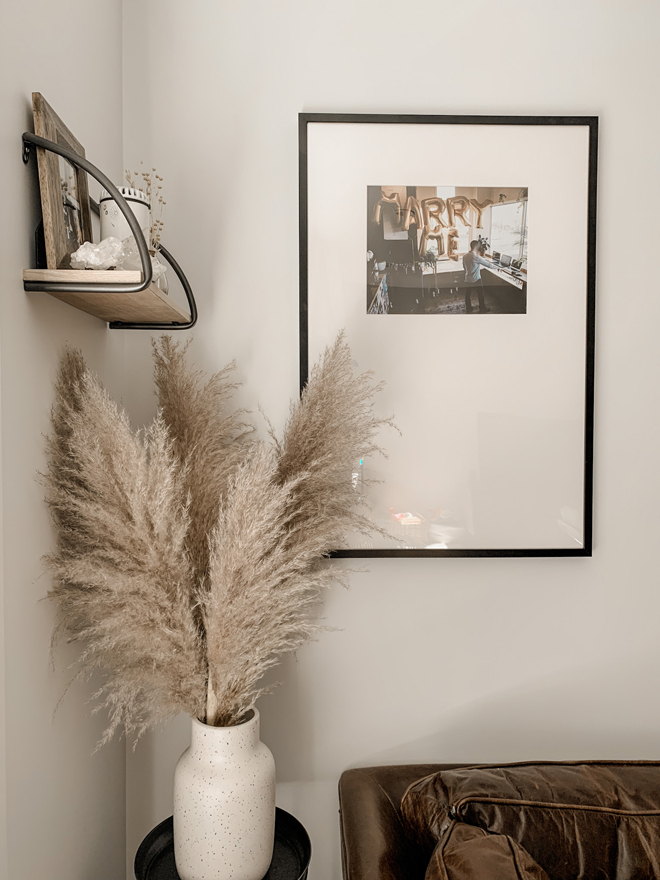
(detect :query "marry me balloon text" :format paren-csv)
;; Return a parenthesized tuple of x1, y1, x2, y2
(373, 192, 493, 258)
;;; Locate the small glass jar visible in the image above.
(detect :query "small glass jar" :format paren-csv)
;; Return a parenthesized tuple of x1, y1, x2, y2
(153, 253, 169, 294)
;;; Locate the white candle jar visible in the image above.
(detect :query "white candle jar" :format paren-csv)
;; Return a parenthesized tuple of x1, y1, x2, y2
(99, 187, 151, 248)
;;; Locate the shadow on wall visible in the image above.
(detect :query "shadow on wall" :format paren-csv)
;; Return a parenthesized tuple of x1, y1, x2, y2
(267, 646, 660, 780)
(257, 653, 316, 781)
(359, 654, 660, 769)
(125, 712, 191, 875)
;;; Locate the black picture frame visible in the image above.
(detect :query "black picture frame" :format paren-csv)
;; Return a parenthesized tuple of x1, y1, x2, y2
(299, 113, 597, 558)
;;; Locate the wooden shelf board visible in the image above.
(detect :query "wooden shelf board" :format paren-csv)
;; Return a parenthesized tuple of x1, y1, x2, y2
(24, 269, 143, 284)
(23, 269, 191, 324)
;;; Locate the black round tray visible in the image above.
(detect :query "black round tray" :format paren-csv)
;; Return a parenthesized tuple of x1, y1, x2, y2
(134, 807, 311, 880)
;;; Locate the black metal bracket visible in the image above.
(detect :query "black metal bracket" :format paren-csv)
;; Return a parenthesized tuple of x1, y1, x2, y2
(108, 241, 198, 330)
(22, 132, 197, 330)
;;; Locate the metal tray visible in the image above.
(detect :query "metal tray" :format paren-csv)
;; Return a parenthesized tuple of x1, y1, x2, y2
(134, 807, 311, 880)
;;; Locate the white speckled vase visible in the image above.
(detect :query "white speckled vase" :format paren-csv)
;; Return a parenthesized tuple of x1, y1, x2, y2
(173, 709, 276, 880)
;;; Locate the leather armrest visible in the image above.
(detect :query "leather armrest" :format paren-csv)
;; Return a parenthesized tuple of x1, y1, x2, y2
(338, 765, 470, 880)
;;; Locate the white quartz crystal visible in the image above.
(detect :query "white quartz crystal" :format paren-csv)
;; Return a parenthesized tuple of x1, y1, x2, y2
(69, 236, 168, 288)
(70, 237, 124, 270)
(116, 236, 167, 285)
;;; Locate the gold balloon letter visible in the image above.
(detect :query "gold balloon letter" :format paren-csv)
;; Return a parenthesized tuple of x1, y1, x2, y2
(402, 196, 424, 231)
(447, 228, 460, 261)
(469, 198, 494, 229)
(372, 191, 403, 225)
(447, 196, 471, 227)
(422, 198, 448, 229)
(419, 197, 448, 256)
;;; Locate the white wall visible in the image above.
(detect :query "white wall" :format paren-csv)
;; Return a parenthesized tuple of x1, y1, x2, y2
(111, 1, 659, 877)
(0, 2, 127, 878)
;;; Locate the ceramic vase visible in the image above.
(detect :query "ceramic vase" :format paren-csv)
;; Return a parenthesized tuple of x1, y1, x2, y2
(173, 708, 276, 880)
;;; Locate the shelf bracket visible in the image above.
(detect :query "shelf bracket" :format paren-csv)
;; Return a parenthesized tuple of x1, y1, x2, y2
(22, 131, 197, 330)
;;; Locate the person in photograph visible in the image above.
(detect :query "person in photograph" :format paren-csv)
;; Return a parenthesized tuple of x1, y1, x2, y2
(461, 239, 492, 313)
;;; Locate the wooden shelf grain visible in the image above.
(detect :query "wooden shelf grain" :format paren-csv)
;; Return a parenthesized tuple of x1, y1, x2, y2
(23, 269, 191, 324)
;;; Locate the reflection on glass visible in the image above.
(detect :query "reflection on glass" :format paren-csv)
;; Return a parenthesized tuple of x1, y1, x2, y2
(355, 413, 583, 550)
(58, 155, 83, 255)
(490, 201, 528, 261)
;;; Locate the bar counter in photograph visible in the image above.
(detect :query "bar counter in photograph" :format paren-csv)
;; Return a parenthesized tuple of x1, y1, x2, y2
(367, 257, 526, 315)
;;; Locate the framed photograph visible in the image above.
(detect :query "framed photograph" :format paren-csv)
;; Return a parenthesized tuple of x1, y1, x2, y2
(32, 92, 93, 269)
(299, 113, 597, 557)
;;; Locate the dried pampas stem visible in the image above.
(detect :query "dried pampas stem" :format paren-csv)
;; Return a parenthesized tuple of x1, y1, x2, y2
(206, 670, 219, 727)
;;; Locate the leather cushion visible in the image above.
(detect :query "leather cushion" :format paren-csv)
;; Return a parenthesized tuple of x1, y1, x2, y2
(401, 761, 660, 880)
(339, 765, 475, 880)
(427, 823, 550, 880)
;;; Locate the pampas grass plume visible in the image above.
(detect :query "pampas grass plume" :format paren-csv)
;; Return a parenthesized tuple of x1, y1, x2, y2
(44, 333, 389, 742)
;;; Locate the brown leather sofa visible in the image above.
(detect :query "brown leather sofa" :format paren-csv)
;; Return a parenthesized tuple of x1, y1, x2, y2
(338, 761, 660, 880)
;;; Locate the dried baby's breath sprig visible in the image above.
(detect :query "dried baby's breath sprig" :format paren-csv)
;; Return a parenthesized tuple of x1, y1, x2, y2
(125, 161, 166, 254)
(45, 334, 391, 742)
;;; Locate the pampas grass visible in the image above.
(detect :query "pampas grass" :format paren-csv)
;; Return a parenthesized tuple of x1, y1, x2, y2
(152, 338, 253, 605)
(45, 334, 389, 742)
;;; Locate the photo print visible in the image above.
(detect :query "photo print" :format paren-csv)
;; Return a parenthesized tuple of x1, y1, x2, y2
(58, 155, 84, 255)
(367, 186, 528, 315)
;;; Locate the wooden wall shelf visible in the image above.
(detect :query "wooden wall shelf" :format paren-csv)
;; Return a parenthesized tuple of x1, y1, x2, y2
(23, 269, 191, 325)
(21, 130, 197, 330)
